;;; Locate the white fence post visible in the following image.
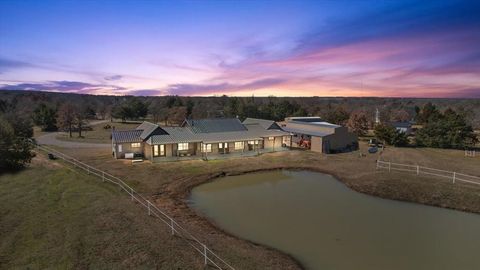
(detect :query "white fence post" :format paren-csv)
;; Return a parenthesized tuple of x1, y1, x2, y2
(102, 171, 105, 182)
(147, 200, 151, 216)
(204, 244, 207, 265)
(417, 165, 419, 175)
(453, 172, 456, 184)
(87, 166, 90, 174)
(388, 162, 391, 172)
(170, 218, 175, 235)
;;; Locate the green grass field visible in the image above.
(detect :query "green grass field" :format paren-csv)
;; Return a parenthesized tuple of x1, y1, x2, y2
(0, 155, 203, 269)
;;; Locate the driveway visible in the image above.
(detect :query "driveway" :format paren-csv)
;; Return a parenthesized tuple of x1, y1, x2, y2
(36, 120, 111, 148)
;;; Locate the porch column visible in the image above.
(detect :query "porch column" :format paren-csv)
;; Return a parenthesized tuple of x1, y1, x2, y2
(204, 144, 208, 160)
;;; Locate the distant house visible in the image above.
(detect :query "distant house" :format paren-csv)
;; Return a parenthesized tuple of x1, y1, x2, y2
(112, 118, 290, 161)
(279, 117, 358, 153)
(390, 122, 412, 134)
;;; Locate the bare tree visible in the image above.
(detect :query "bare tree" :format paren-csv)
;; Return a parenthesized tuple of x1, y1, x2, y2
(74, 105, 88, 137)
(149, 99, 164, 124)
(391, 109, 410, 122)
(57, 103, 76, 138)
(168, 106, 187, 126)
(347, 111, 369, 136)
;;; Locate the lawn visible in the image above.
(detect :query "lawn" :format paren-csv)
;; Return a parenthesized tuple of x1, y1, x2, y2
(0, 154, 208, 269)
(55, 121, 140, 144)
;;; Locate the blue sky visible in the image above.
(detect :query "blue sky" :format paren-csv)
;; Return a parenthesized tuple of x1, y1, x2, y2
(0, 0, 479, 97)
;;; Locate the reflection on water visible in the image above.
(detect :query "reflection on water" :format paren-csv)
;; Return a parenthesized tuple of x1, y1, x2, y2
(190, 170, 480, 270)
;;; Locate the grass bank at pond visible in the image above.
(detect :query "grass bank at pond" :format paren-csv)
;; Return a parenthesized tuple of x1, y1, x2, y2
(0, 155, 204, 269)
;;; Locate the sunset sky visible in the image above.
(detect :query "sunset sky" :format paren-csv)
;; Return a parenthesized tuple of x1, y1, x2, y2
(0, 0, 479, 97)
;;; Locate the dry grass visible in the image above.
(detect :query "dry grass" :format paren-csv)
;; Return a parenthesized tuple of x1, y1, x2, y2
(48, 142, 480, 270)
(55, 122, 139, 144)
(0, 154, 207, 270)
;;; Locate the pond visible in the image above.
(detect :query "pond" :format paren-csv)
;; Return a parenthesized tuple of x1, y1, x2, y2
(189, 170, 480, 270)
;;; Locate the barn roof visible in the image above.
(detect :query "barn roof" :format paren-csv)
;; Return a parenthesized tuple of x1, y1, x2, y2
(280, 126, 333, 137)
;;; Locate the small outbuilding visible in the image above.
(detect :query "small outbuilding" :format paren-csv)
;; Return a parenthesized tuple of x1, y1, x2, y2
(279, 117, 358, 153)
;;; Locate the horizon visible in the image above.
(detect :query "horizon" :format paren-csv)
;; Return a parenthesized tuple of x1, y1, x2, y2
(1, 0, 480, 98)
(1, 89, 478, 100)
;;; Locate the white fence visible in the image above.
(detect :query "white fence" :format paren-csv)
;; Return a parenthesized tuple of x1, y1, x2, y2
(465, 149, 476, 157)
(37, 145, 235, 270)
(376, 160, 480, 186)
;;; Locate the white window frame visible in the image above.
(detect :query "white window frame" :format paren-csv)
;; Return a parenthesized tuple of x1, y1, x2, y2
(234, 141, 244, 150)
(268, 136, 274, 141)
(248, 140, 259, 145)
(153, 144, 165, 157)
(201, 143, 212, 153)
(131, 142, 141, 148)
(118, 144, 122, 152)
(178, 142, 189, 151)
(219, 142, 228, 149)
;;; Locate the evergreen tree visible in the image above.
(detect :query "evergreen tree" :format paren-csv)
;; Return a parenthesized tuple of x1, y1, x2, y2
(416, 107, 477, 148)
(0, 115, 35, 171)
(32, 103, 57, 131)
(374, 123, 408, 146)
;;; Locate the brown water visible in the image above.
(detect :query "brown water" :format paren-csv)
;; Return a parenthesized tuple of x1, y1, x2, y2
(189, 170, 480, 270)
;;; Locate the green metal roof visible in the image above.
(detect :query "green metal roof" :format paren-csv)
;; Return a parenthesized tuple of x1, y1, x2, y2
(183, 118, 247, 133)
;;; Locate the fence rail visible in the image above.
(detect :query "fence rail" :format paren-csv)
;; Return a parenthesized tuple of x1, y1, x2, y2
(376, 160, 480, 186)
(37, 144, 235, 270)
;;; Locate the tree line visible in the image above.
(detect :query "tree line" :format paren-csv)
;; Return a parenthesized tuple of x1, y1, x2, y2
(0, 90, 478, 171)
(373, 103, 478, 148)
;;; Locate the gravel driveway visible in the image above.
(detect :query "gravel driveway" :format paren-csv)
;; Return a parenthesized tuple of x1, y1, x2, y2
(36, 120, 111, 148)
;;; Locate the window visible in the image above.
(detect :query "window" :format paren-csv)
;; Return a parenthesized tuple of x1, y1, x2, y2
(118, 144, 122, 152)
(234, 141, 244, 150)
(268, 137, 274, 141)
(219, 142, 228, 149)
(131, 142, 141, 148)
(178, 142, 189, 151)
(153, 145, 165, 157)
(201, 143, 212, 153)
(248, 140, 259, 145)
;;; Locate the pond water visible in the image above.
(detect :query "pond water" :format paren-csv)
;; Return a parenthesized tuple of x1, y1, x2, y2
(189, 170, 480, 270)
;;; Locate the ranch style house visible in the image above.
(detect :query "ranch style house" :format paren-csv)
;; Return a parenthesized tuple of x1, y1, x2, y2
(111, 117, 358, 162)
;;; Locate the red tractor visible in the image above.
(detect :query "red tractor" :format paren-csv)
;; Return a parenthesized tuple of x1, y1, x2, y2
(298, 138, 311, 148)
